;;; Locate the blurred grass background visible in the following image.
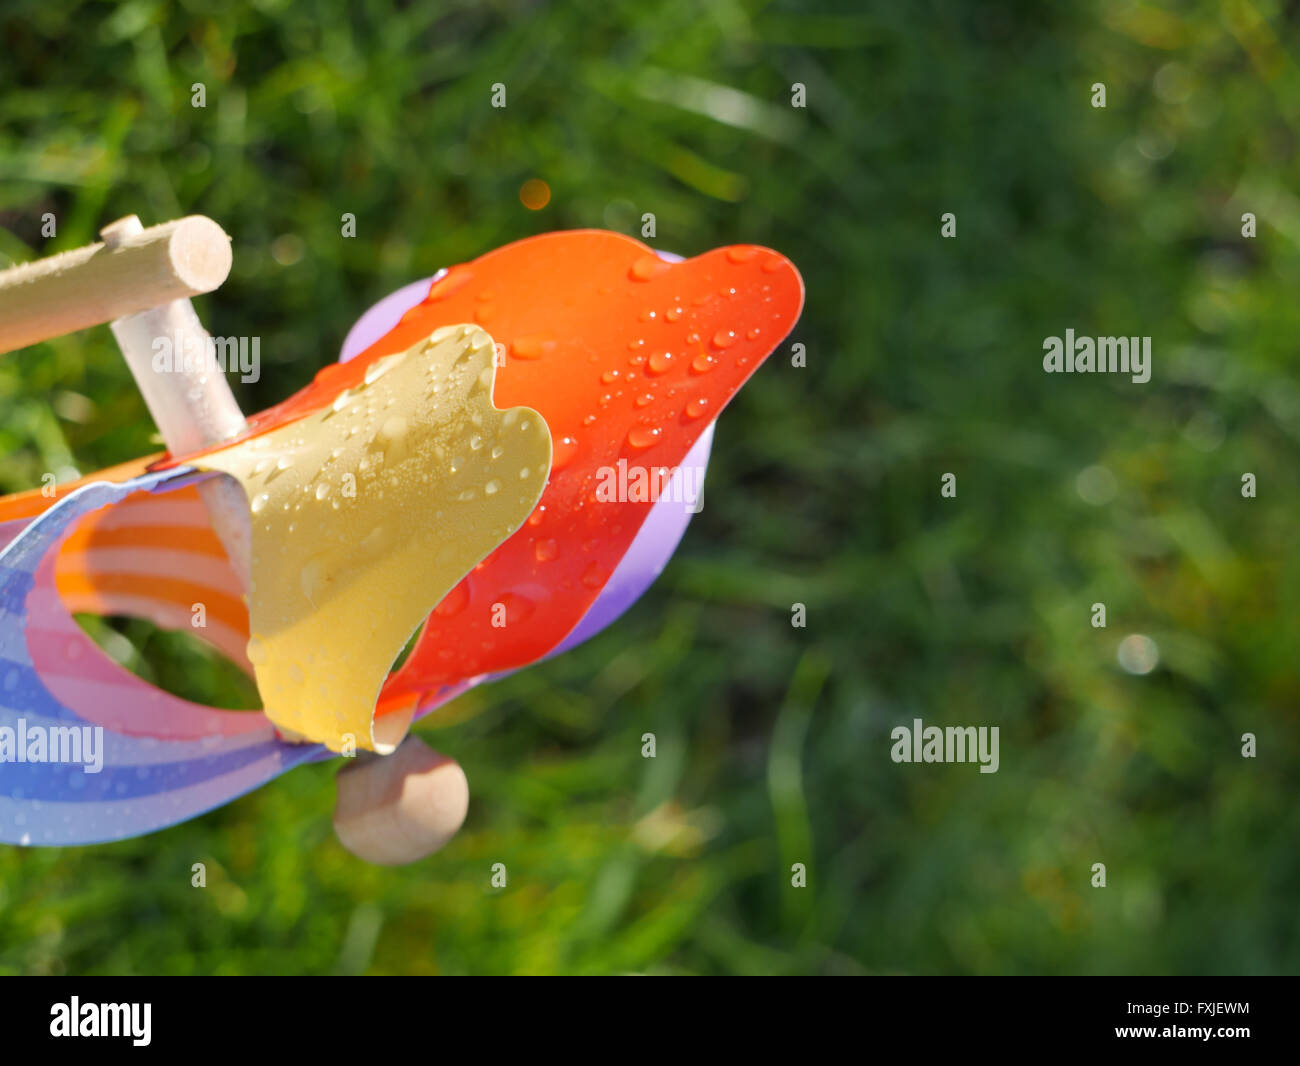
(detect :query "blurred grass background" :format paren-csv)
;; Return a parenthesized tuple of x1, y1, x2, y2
(2, 0, 1299, 974)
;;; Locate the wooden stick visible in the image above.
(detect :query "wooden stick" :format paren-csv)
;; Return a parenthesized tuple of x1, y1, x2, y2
(89, 216, 252, 587)
(0, 215, 233, 355)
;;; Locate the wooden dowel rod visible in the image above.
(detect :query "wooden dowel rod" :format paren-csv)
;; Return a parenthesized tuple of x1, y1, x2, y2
(111, 296, 254, 589)
(0, 215, 232, 355)
(93, 216, 251, 588)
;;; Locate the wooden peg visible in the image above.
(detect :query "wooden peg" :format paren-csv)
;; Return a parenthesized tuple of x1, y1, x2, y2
(333, 736, 470, 865)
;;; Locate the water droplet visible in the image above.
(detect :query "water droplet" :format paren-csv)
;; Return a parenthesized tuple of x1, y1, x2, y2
(685, 397, 710, 420)
(364, 354, 400, 385)
(746, 327, 761, 340)
(497, 591, 536, 624)
(710, 330, 736, 350)
(428, 324, 463, 345)
(629, 254, 668, 282)
(435, 580, 470, 617)
(582, 561, 610, 589)
(648, 351, 675, 375)
(427, 270, 473, 301)
(761, 254, 786, 273)
(627, 425, 662, 449)
(251, 492, 269, 514)
(537, 435, 573, 473)
(485, 479, 501, 495)
(512, 336, 550, 360)
(601, 369, 620, 384)
(727, 245, 759, 263)
(666, 306, 683, 321)
(635, 392, 655, 408)
(315, 482, 331, 501)
(535, 538, 559, 562)
(276, 456, 293, 471)
(491, 444, 505, 459)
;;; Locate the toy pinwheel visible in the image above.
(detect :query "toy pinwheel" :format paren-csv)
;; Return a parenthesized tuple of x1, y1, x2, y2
(0, 216, 802, 852)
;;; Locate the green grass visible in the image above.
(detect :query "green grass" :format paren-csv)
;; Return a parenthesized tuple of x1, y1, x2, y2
(1, 0, 1299, 974)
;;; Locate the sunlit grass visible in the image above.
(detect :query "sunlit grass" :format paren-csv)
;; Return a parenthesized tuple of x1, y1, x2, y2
(1, 0, 1298, 975)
